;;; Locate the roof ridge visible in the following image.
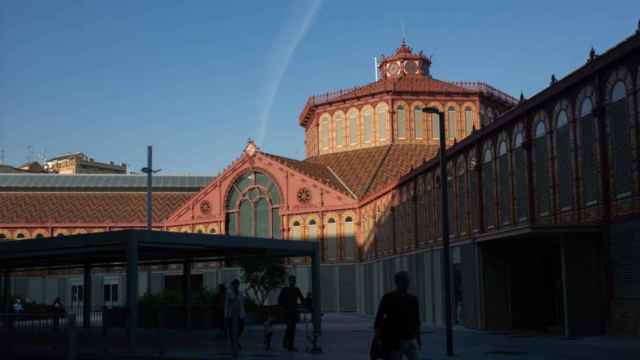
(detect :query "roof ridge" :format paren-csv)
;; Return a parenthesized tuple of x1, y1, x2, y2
(326, 165, 358, 199)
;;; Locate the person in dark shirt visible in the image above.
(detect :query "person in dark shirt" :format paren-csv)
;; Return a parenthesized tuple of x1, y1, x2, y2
(278, 275, 304, 351)
(374, 271, 421, 360)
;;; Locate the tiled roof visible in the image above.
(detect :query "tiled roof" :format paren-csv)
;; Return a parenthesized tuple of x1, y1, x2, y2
(306, 144, 439, 198)
(0, 174, 212, 191)
(259, 152, 351, 196)
(0, 192, 193, 224)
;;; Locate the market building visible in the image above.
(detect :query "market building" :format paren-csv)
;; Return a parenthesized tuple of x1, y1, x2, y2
(1, 27, 639, 336)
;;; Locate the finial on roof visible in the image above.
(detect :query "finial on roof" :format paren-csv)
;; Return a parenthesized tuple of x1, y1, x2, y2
(588, 47, 597, 62)
(637, 18, 640, 34)
(519, 92, 525, 103)
(551, 74, 557, 85)
(244, 139, 258, 157)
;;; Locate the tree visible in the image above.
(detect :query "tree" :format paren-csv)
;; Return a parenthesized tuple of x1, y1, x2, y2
(239, 256, 287, 306)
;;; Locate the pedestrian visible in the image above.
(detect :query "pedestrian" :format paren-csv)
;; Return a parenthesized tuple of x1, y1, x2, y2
(52, 297, 66, 329)
(13, 298, 24, 313)
(214, 283, 227, 338)
(374, 271, 421, 360)
(278, 275, 304, 352)
(263, 309, 274, 351)
(225, 279, 246, 359)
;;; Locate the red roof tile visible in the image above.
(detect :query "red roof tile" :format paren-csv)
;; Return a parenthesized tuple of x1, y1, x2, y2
(0, 192, 193, 225)
(306, 144, 439, 198)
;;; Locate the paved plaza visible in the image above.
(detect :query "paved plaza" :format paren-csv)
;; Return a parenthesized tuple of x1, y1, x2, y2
(96, 313, 639, 360)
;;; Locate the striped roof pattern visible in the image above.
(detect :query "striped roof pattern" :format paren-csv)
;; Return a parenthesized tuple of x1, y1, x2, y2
(0, 174, 212, 191)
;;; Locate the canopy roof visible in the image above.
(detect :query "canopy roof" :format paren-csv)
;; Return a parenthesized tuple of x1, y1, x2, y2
(0, 229, 318, 270)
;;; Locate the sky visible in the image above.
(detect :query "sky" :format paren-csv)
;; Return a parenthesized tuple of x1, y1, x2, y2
(1, 1, 638, 175)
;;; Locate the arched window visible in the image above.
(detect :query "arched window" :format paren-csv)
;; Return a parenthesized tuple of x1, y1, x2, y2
(225, 171, 282, 238)
(344, 216, 355, 260)
(307, 219, 318, 241)
(457, 161, 466, 234)
(35, 234, 44, 238)
(291, 221, 302, 240)
(579, 96, 598, 205)
(210, 227, 217, 234)
(363, 109, 372, 143)
(469, 156, 480, 230)
(465, 107, 473, 135)
(0, 234, 6, 239)
(376, 105, 387, 141)
(56, 233, 65, 237)
(498, 141, 511, 224)
(534, 120, 550, 214)
(447, 107, 457, 139)
(513, 131, 528, 221)
(555, 109, 572, 209)
(349, 111, 358, 145)
(608, 80, 632, 197)
(325, 218, 338, 260)
(16, 233, 25, 239)
(335, 113, 345, 147)
(396, 105, 406, 139)
(431, 112, 440, 140)
(320, 116, 329, 149)
(483, 145, 495, 228)
(414, 106, 424, 139)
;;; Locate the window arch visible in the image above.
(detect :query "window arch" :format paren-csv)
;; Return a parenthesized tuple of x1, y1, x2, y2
(483, 144, 495, 228)
(35, 234, 44, 238)
(348, 110, 358, 145)
(414, 106, 424, 139)
(376, 104, 387, 141)
(534, 119, 550, 214)
(498, 139, 511, 224)
(363, 108, 373, 143)
(456, 158, 467, 234)
(555, 108, 572, 209)
(325, 217, 338, 260)
(225, 171, 282, 238)
(447, 106, 457, 139)
(291, 220, 302, 240)
(513, 128, 528, 221)
(307, 218, 319, 241)
(396, 105, 406, 139)
(335, 112, 345, 147)
(465, 107, 474, 135)
(344, 216, 356, 260)
(320, 115, 330, 149)
(578, 94, 598, 205)
(16, 233, 25, 239)
(607, 79, 632, 197)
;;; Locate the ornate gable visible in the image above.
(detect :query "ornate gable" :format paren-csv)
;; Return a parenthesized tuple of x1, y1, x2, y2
(164, 143, 356, 227)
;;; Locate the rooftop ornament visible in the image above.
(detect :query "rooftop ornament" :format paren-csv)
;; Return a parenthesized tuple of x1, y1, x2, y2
(550, 74, 558, 85)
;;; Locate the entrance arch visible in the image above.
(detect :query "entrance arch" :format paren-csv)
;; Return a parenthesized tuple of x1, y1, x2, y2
(225, 170, 282, 238)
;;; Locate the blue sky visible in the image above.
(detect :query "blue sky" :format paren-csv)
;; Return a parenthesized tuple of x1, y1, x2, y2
(1, 1, 638, 175)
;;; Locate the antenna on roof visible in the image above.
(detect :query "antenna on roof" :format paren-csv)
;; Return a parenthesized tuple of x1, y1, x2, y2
(374, 56, 379, 81)
(0, 149, 4, 165)
(401, 21, 407, 41)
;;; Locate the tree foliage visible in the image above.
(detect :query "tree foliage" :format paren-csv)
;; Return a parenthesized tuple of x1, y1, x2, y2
(239, 256, 287, 306)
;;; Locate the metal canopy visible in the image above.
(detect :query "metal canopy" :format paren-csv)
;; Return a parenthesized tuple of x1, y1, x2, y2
(0, 229, 324, 353)
(0, 229, 318, 269)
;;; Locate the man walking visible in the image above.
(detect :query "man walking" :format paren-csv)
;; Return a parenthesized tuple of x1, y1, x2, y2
(225, 279, 246, 359)
(278, 275, 304, 351)
(374, 271, 421, 360)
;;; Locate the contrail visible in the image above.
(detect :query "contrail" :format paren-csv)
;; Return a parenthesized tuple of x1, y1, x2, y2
(256, 0, 323, 146)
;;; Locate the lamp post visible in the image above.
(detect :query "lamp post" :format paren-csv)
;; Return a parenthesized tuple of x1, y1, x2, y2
(423, 107, 454, 356)
(140, 145, 161, 295)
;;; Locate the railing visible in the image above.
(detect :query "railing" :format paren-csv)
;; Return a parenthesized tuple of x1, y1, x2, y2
(452, 81, 519, 105)
(0, 313, 77, 360)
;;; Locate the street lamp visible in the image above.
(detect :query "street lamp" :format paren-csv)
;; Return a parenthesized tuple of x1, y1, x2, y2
(423, 107, 454, 356)
(141, 145, 161, 296)
(140, 145, 161, 232)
